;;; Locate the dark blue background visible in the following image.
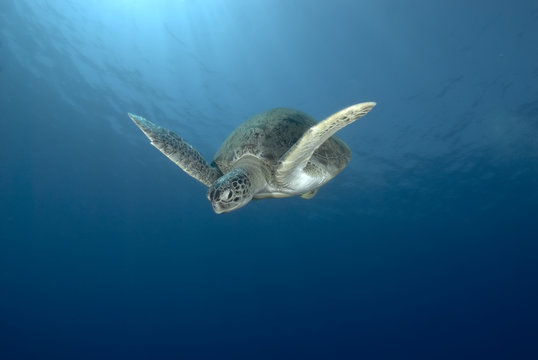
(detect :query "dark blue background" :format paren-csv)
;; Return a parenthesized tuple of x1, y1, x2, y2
(1, 0, 537, 358)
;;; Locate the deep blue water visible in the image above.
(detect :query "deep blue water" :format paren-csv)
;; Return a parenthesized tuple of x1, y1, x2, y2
(1, 0, 538, 359)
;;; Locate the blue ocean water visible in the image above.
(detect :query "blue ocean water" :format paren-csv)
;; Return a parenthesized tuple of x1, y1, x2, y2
(1, 0, 537, 358)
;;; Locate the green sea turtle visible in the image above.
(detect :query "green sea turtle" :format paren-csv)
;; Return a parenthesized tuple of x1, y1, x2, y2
(128, 102, 375, 214)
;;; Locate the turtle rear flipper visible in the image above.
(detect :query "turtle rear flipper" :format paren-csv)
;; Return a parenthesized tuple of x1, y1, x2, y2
(300, 189, 318, 199)
(128, 113, 222, 187)
(275, 102, 375, 187)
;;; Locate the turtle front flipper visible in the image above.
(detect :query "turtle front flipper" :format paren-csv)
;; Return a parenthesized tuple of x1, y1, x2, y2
(128, 113, 222, 187)
(275, 102, 376, 187)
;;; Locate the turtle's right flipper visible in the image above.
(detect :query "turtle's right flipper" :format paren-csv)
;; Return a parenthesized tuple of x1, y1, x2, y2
(275, 102, 376, 187)
(128, 113, 222, 187)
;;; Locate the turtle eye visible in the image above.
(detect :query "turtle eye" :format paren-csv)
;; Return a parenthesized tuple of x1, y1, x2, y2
(221, 190, 232, 201)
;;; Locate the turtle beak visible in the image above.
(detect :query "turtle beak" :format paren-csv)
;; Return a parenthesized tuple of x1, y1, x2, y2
(207, 188, 216, 202)
(207, 189, 224, 214)
(212, 204, 224, 214)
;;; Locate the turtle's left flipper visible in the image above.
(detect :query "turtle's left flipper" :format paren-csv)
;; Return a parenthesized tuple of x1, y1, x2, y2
(128, 113, 222, 187)
(275, 102, 375, 186)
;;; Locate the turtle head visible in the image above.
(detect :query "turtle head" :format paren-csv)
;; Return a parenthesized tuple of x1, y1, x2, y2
(207, 168, 253, 214)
